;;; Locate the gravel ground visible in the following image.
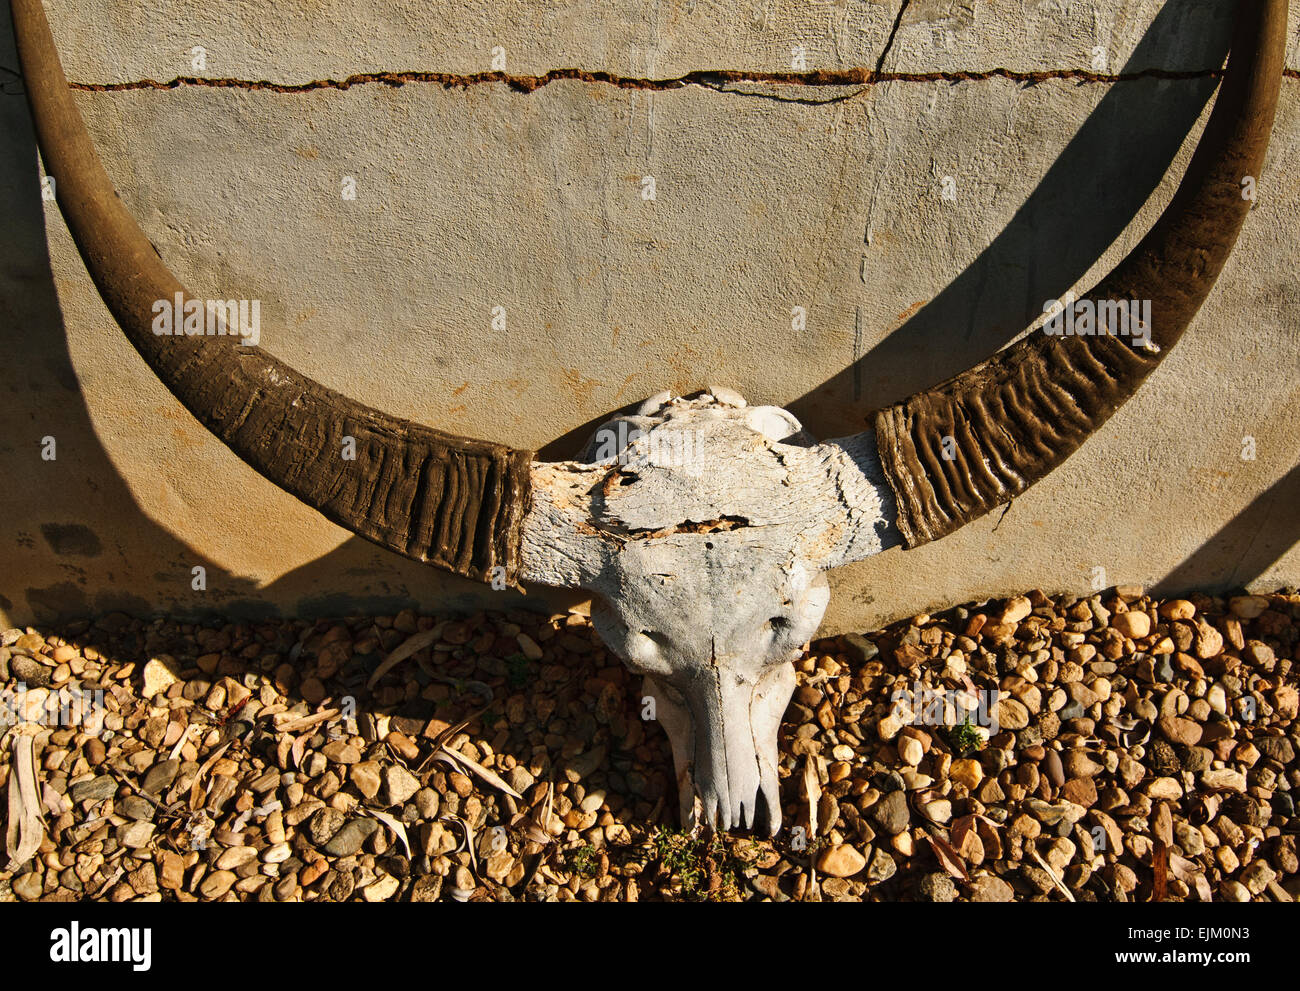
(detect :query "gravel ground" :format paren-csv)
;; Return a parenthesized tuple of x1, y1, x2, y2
(0, 586, 1296, 902)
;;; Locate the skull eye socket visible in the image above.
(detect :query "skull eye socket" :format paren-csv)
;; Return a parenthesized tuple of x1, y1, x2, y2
(764, 616, 791, 636)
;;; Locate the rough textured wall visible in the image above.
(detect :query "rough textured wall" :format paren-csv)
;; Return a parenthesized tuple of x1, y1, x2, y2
(2, 0, 1298, 632)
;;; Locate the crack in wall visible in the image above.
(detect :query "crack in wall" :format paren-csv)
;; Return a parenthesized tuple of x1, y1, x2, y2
(50, 64, 1300, 97)
(876, 0, 912, 76)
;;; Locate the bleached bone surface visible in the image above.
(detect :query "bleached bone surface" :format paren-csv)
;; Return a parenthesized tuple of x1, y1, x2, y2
(521, 392, 901, 833)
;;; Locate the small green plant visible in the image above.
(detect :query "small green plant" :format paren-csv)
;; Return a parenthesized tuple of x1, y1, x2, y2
(505, 652, 531, 689)
(941, 714, 986, 757)
(568, 843, 599, 879)
(706, 833, 743, 902)
(651, 828, 747, 901)
(654, 827, 706, 896)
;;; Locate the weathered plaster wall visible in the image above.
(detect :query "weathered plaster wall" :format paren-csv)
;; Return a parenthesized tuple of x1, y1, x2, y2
(2, 0, 1298, 632)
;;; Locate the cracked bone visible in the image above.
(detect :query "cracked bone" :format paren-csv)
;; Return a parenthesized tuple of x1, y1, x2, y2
(521, 392, 900, 833)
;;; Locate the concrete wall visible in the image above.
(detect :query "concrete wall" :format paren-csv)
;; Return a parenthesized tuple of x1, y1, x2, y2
(2, 0, 1299, 633)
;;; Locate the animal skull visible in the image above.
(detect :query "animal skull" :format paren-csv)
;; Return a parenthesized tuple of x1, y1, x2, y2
(521, 389, 898, 832)
(12, 0, 1284, 837)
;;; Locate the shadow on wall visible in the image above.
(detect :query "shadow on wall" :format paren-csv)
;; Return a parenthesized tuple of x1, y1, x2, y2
(787, 0, 1300, 600)
(0, 3, 548, 626)
(788, 0, 1238, 438)
(0, 0, 1290, 627)
(1154, 462, 1300, 598)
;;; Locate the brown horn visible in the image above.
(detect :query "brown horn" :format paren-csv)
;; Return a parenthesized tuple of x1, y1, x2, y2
(12, 0, 533, 584)
(873, 0, 1286, 546)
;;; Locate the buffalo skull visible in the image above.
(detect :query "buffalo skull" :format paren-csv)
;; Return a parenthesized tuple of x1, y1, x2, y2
(12, 0, 1285, 835)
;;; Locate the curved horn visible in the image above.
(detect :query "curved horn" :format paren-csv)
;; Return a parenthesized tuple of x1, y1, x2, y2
(12, 0, 533, 584)
(869, 0, 1286, 547)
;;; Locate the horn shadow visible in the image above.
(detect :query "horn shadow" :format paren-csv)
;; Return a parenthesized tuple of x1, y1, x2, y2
(0, 3, 264, 625)
(787, 0, 1236, 438)
(1153, 462, 1300, 597)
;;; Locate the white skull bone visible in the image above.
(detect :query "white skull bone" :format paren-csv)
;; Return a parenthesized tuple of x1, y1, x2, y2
(521, 391, 900, 834)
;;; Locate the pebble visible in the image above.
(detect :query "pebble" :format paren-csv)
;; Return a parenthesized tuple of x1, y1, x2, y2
(321, 741, 361, 764)
(949, 758, 983, 790)
(1229, 595, 1269, 619)
(216, 846, 258, 870)
(323, 819, 379, 857)
(142, 657, 179, 696)
(968, 875, 1015, 902)
(876, 713, 904, 741)
(994, 697, 1030, 730)
(1220, 880, 1251, 902)
(263, 842, 292, 864)
(816, 844, 866, 878)
(117, 821, 156, 848)
(1194, 621, 1224, 659)
(1156, 715, 1202, 747)
(1200, 768, 1247, 792)
(1146, 777, 1183, 800)
(10, 654, 51, 687)
(1000, 596, 1032, 624)
(363, 875, 402, 901)
(382, 765, 421, 807)
(871, 790, 910, 835)
(309, 807, 347, 846)
(143, 759, 180, 795)
(69, 776, 117, 804)
(1063, 750, 1102, 778)
(897, 736, 924, 766)
(200, 871, 237, 899)
(918, 872, 957, 902)
(841, 633, 879, 663)
(1111, 611, 1151, 638)
(1042, 750, 1065, 788)
(1159, 600, 1196, 621)
(351, 762, 382, 800)
(866, 848, 897, 883)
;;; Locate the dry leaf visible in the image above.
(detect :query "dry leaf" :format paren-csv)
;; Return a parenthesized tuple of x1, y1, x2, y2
(5, 734, 45, 870)
(168, 723, 196, 760)
(188, 741, 232, 811)
(1152, 840, 1168, 902)
(440, 814, 478, 875)
(543, 781, 556, 835)
(924, 831, 969, 880)
(523, 823, 552, 845)
(417, 706, 491, 777)
(291, 731, 312, 770)
(1168, 850, 1213, 900)
(1029, 846, 1076, 902)
(366, 808, 411, 859)
(439, 745, 523, 800)
(366, 627, 443, 690)
(949, 815, 985, 863)
(803, 755, 821, 838)
(274, 708, 340, 734)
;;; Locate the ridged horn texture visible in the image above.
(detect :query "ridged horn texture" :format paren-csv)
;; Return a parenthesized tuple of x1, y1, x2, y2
(874, 0, 1286, 547)
(12, 0, 533, 584)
